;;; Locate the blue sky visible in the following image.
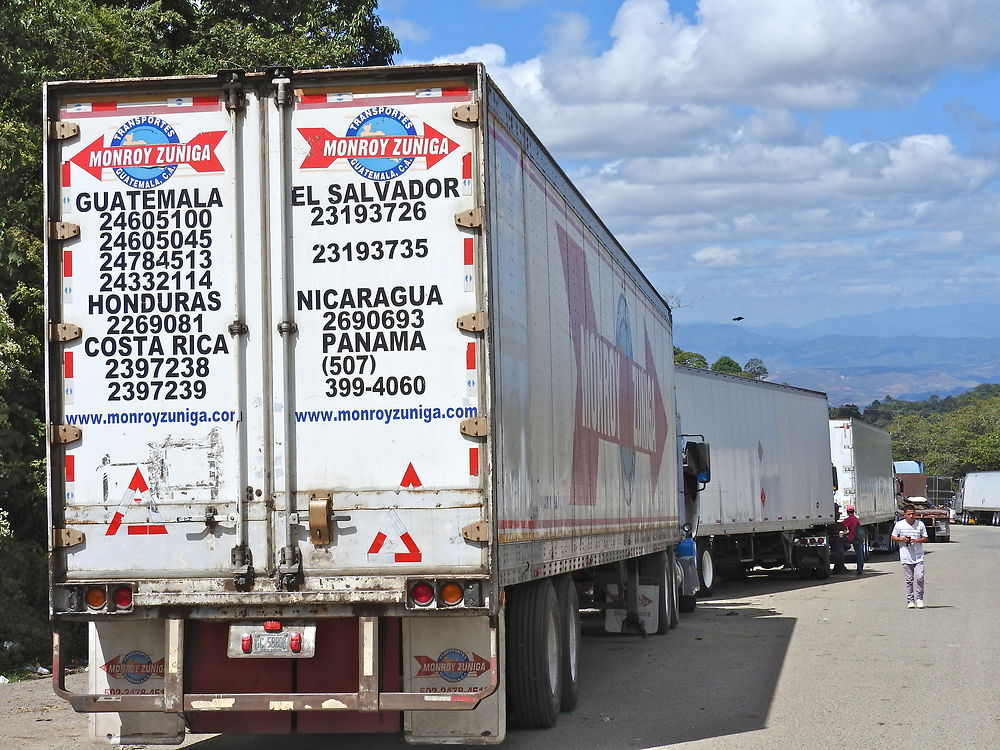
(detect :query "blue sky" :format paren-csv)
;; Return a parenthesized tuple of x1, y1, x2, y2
(379, 0, 1000, 329)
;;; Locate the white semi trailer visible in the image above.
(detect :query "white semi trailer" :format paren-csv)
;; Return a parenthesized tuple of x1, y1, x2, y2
(44, 63, 709, 744)
(673, 367, 835, 592)
(829, 419, 897, 552)
(958, 471, 1000, 525)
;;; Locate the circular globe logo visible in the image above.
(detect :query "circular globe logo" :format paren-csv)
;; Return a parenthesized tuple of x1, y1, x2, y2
(345, 106, 417, 181)
(109, 116, 179, 189)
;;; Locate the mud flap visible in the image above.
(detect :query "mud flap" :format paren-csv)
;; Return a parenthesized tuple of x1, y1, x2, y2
(88, 620, 185, 745)
(403, 614, 505, 745)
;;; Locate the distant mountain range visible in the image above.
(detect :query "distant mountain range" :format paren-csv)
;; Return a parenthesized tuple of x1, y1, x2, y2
(674, 303, 1000, 406)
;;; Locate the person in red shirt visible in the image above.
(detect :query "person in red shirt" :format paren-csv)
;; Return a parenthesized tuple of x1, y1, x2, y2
(841, 506, 864, 575)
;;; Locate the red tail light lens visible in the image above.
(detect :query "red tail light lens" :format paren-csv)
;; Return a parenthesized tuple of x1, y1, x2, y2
(263, 620, 282, 632)
(289, 632, 302, 653)
(410, 582, 435, 606)
(112, 586, 133, 608)
(241, 634, 252, 654)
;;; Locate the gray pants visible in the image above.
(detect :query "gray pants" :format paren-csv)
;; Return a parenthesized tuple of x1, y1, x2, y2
(903, 561, 925, 602)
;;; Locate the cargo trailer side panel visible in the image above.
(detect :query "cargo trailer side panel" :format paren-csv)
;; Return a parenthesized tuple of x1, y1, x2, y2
(675, 367, 834, 535)
(829, 419, 895, 524)
(961, 471, 1000, 512)
(483, 83, 680, 587)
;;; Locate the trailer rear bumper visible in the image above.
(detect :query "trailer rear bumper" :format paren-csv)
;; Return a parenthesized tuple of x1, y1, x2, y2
(53, 615, 500, 715)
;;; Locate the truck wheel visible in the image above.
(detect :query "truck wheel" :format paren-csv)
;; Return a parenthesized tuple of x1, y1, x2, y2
(697, 543, 715, 596)
(555, 575, 580, 712)
(506, 580, 563, 728)
(669, 552, 682, 627)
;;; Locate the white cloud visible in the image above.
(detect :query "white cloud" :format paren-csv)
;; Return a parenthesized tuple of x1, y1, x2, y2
(386, 18, 429, 44)
(402, 0, 1000, 323)
(691, 245, 746, 267)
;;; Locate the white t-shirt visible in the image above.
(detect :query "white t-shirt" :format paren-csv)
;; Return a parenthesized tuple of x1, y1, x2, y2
(892, 519, 927, 564)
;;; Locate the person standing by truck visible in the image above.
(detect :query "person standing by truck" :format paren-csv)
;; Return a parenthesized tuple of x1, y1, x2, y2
(891, 505, 928, 608)
(842, 505, 864, 575)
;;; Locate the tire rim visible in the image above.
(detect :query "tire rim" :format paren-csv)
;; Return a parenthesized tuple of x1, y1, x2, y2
(546, 607, 559, 694)
(701, 548, 714, 589)
(567, 602, 579, 683)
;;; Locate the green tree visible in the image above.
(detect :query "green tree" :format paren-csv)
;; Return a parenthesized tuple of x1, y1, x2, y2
(674, 350, 708, 368)
(710, 356, 743, 375)
(743, 358, 768, 380)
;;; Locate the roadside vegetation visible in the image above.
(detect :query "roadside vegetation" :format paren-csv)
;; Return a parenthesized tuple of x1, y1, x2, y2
(0, 0, 398, 675)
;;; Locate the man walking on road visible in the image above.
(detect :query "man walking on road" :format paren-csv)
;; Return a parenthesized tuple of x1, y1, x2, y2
(842, 505, 864, 575)
(892, 504, 928, 608)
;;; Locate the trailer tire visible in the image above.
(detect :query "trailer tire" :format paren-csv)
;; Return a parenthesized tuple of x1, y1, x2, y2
(669, 552, 682, 627)
(555, 575, 581, 712)
(506, 580, 563, 728)
(697, 543, 715, 596)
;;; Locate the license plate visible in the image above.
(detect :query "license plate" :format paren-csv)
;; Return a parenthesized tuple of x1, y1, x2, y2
(254, 633, 292, 653)
(227, 621, 317, 658)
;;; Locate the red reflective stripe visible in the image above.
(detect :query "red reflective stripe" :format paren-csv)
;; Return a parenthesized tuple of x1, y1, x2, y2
(300, 94, 328, 104)
(367, 531, 388, 554)
(396, 532, 422, 562)
(92, 101, 117, 112)
(466, 342, 476, 370)
(65, 454, 75, 482)
(443, 87, 470, 97)
(64, 351, 74, 379)
(464, 237, 474, 265)
(62, 161, 72, 187)
(63, 250, 73, 277)
(469, 447, 479, 476)
(193, 96, 218, 107)
(462, 152, 472, 179)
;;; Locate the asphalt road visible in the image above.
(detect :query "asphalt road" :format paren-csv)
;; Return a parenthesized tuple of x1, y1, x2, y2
(4, 525, 998, 749)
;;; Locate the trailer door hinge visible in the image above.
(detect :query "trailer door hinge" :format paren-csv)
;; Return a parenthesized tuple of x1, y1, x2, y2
(48, 222, 80, 241)
(48, 121, 80, 140)
(452, 102, 480, 123)
(461, 521, 489, 543)
(457, 312, 486, 333)
(51, 424, 82, 444)
(460, 417, 488, 438)
(455, 207, 483, 229)
(49, 322, 82, 342)
(52, 528, 85, 549)
(217, 68, 247, 112)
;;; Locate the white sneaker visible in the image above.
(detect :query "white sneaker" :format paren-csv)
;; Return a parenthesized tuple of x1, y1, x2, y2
(907, 601, 916, 609)
(916, 600, 925, 609)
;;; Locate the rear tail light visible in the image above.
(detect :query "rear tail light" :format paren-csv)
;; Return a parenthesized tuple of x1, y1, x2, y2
(85, 586, 107, 609)
(440, 582, 464, 606)
(241, 633, 252, 654)
(289, 632, 302, 653)
(410, 581, 435, 606)
(406, 579, 485, 609)
(112, 586, 133, 609)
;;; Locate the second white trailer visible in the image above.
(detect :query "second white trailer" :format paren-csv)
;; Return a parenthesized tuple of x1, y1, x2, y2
(959, 471, 1000, 525)
(829, 419, 897, 552)
(674, 367, 835, 591)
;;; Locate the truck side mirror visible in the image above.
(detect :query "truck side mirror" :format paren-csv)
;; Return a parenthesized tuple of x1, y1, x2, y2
(684, 441, 711, 484)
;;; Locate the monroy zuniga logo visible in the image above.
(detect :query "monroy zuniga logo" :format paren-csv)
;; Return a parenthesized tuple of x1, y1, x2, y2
(68, 116, 226, 188)
(413, 649, 490, 682)
(556, 224, 669, 507)
(101, 650, 165, 684)
(298, 106, 459, 180)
